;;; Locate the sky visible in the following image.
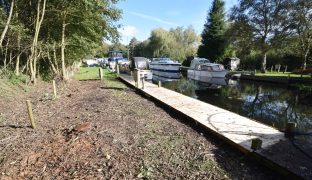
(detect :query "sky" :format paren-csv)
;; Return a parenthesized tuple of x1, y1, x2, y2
(116, 0, 238, 45)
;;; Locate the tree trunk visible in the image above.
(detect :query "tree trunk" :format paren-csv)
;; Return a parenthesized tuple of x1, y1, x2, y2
(3, 39, 9, 70)
(61, 20, 67, 80)
(53, 41, 59, 71)
(47, 51, 57, 74)
(9, 51, 13, 67)
(29, 0, 46, 84)
(302, 49, 309, 70)
(15, 32, 21, 75)
(0, 0, 14, 49)
(261, 52, 267, 73)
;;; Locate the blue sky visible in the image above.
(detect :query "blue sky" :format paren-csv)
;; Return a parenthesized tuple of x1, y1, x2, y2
(116, 0, 238, 44)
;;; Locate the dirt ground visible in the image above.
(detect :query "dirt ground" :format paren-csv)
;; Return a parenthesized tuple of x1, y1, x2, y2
(0, 79, 283, 179)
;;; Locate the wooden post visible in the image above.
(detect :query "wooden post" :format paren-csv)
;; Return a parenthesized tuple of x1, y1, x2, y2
(285, 122, 297, 138)
(142, 77, 145, 89)
(137, 69, 140, 88)
(158, 81, 162, 87)
(99, 68, 103, 79)
(52, 80, 57, 98)
(284, 65, 287, 73)
(26, 100, 36, 129)
(134, 68, 140, 88)
(251, 138, 262, 151)
(116, 64, 120, 76)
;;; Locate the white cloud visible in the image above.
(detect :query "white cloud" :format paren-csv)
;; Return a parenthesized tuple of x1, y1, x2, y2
(127, 11, 176, 26)
(118, 25, 138, 37)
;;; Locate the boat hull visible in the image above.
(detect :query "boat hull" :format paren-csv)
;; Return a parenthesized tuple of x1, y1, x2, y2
(187, 69, 228, 81)
(150, 63, 180, 78)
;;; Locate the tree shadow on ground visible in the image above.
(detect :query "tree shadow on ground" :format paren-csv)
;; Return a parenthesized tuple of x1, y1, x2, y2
(0, 125, 31, 129)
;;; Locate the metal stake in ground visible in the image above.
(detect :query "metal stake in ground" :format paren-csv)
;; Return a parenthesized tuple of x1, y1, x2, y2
(26, 100, 36, 129)
(53, 80, 57, 98)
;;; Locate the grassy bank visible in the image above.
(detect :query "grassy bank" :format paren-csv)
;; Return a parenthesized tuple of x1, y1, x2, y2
(73, 67, 126, 89)
(0, 71, 31, 99)
(255, 72, 311, 78)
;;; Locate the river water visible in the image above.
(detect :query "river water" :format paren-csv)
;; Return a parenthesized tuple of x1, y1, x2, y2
(152, 75, 312, 137)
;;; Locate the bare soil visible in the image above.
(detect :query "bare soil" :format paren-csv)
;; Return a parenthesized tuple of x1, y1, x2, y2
(0, 79, 282, 179)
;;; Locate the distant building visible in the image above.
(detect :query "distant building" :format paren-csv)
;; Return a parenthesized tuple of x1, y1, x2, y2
(224, 57, 240, 71)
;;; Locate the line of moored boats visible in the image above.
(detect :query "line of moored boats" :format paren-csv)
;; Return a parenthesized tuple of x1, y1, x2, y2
(84, 51, 231, 83)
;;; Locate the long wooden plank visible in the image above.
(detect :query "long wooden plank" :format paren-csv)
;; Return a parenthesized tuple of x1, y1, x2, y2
(119, 74, 310, 178)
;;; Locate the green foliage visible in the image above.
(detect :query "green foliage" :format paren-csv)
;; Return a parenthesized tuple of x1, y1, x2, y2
(109, 42, 128, 55)
(287, 0, 312, 70)
(291, 84, 312, 91)
(0, 0, 121, 81)
(128, 37, 138, 58)
(130, 26, 199, 61)
(0, 69, 27, 84)
(94, 42, 110, 57)
(198, 0, 228, 62)
(182, 56, 195, 67)
(230, 0, 289, 72)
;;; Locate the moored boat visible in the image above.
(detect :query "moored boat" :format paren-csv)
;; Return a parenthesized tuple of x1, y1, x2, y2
(149, 58, 181, 79)
(187, 58, 228, 81)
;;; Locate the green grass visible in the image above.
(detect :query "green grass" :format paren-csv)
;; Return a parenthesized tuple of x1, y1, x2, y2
(291, 83, 312, 91)
(73, 67, 101, 80)
(0, 70, 31, 99)
(73, 67, 127, 89)
(255, 72, 311, 78)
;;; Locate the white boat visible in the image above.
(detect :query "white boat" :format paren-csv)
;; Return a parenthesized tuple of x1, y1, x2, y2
(130, 57, 153, 80)
(187, 58, 228, 81)
(149, 58, 181, 78)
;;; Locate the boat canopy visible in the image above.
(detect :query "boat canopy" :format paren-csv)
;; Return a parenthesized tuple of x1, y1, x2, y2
(190, 58, 210, 69)
(152, 58, 173, 63)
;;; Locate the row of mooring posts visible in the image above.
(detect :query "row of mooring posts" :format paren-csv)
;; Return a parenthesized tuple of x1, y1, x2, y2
(131, 68, 162, 90)
(127, 68, 299, 152)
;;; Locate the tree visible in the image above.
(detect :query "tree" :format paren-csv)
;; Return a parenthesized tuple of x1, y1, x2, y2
(231, 0, 288, 73)
(28, 0, 47, 84)
(44, 0, 121, 80)
(169, 26, 199, 61)
(0, 0, 14, 49)
(0, 0, 122, 83)
(142, 27, 199, 61)
(198, 0, 227, 62)
(288, 0, 312, 70)
(148, 28, 173, 58)
(128, 37, 138, 58)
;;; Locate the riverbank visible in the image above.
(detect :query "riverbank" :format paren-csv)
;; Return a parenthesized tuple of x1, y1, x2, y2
(240, 74, 312, 84)
(120, 72, 312, 179)
(0, 68, 280, 179)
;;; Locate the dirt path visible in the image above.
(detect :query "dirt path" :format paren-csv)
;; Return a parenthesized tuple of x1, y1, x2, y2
(0, 80, 281, 179)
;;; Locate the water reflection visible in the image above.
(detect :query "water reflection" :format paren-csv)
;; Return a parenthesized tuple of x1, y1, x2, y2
(159, 78, 312, 135)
